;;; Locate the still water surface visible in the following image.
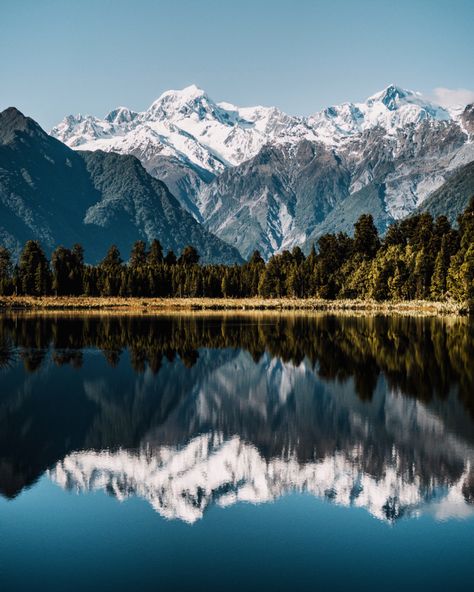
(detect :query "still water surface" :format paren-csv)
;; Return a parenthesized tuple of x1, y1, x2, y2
(0, 313, 473, 591)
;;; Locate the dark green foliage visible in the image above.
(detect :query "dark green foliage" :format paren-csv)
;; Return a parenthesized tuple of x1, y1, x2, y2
(164, 250, 177, 266)
(17, 240, 51, 295)
(148, 239, 163, 266)
(2, 200, 473, 304)
(0, 246, 13, 295)
(51, 244, 84, 295)
(353, 214, 380, 259)
(178, 245, 200, 266)
(98, 245, 123, 296)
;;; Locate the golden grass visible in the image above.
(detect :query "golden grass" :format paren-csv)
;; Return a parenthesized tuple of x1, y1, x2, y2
(0, 296, 467, 316)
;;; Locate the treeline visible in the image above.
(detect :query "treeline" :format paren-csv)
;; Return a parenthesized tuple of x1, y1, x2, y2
(1, 198, 473, 303)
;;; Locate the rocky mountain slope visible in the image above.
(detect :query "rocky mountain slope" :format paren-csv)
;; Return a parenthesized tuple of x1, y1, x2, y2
(0, 107, 242, 263)
(417, 160, 474, 223)
(52, 85, 474, 258)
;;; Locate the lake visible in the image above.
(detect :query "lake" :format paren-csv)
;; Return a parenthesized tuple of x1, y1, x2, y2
(0, 313, 473, 591)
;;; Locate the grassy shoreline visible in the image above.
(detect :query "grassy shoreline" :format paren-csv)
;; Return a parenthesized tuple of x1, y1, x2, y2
(0, 296, 468, 316)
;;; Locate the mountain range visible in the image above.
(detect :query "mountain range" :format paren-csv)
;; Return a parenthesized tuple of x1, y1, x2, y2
(1, 84, 473, 262)
(51, 84, 474, 259)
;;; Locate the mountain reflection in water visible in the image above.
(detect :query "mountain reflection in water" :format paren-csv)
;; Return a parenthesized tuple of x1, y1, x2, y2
(0, 313, 473, 523)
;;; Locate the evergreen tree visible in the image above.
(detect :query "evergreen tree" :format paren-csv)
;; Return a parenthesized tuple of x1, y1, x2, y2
(128, 240, 149, 296)
(164, 250, 177, 266)
(447, 196, 474, 303)
(414, 248, 432, 299)
(99, 245, 123, 296)
(291, 246, 305, 265)
(18, 240, 51, 295)
(0, 246, 13, 295)
(148, 239, 163, 266)
(431, 236, 451, 300)
(129, 240, 148, 269)
(178, 245, 200, 266)
(51, 245, 84, 296)
(248, 250, 265, 266)
(71, 244, 85, 295)
(384, 222, 405, 247)
(354, 214, 380, 259)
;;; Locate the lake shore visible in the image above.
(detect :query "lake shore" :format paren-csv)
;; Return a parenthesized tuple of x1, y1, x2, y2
(0, 296, 468, 316)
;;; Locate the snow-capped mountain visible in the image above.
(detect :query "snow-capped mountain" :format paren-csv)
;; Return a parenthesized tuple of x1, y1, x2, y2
(51, 85, 474, 258)
(52, 84, 316, 173)
(51, 84, 456, 166)
(308, 85, 451, 145)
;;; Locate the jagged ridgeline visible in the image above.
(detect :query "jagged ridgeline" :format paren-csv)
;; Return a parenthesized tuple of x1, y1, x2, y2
(0, 197, 473, 304)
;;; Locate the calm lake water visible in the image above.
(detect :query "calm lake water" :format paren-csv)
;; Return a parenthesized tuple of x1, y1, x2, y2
(0, 313, 473, 591)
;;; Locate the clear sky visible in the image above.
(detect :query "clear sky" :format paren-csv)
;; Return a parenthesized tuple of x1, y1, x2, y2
(1, 0, 473, 130)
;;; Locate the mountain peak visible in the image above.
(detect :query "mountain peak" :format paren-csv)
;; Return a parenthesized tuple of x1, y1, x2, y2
(0, 107, 44, 144)
(105, 106, 138, 125)
(0, 106, 30, 127)
(367, 84, 415, 110)
(178, 83, 206, 98)
(152, 84, 208, 105)
(146, 84, 214, 122)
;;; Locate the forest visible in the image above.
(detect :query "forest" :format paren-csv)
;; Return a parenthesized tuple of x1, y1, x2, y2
(0, 197, 473, 303)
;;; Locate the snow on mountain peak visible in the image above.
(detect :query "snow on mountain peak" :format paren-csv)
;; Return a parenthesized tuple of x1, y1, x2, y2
(105, 106, 138, 125)
(161, 83, 207, 101)
(368, 84, 413, 110)
(308, 84, 452, 146)
(146, 84, 215, 121)
(51, 84, 457, 172)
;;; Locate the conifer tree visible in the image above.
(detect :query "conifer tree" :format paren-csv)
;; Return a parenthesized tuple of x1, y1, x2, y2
(99, 244, 123, 296)
(148, 239, 163, 266)
(71, 244, 85, 295)
(164, 250, 177, 266)
(178, 245, 200, 266)
(354, 214, 380, 259)
(129, 240, 148, 269)
(18, 240, 51, 295)
(51, 246, 83, 295)
(431, 236, 450, 300)
(0, 246, 13, 295)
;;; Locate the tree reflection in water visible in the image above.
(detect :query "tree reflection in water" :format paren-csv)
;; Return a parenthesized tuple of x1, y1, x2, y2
(0, 313, 473, 522)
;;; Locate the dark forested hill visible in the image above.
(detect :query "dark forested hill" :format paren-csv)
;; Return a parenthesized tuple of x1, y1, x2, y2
(0, 107, 242, 264)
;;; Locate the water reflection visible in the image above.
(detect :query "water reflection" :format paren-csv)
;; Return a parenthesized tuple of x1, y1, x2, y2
(1, 313, 473, 523)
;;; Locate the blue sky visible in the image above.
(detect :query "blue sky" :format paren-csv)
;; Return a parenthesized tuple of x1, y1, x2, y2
(1, 0, 473, 129)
